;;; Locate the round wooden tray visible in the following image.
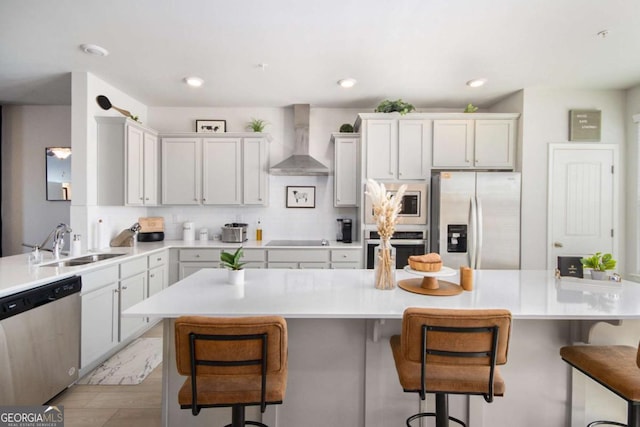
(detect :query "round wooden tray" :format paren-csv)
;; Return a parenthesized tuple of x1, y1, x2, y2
(399, 265, 462, 296)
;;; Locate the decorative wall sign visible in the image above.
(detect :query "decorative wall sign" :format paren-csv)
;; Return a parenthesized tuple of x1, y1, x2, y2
(286, 186, 316, 208)
(569, 110, 601, 141)
(196, 120, 226, 133)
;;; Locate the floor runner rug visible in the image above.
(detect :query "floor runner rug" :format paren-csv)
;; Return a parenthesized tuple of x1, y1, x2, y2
(78, 337, 162, 385)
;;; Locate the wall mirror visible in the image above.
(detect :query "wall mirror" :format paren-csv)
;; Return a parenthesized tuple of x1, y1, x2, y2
(46, 147, 72, 201)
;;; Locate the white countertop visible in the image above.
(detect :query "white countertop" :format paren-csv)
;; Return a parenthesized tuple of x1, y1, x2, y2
(0, 240, 362, 298)
(123, 268, 640, 320)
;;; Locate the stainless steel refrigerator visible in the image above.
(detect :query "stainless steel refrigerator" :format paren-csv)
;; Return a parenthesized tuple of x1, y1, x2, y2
(430, 171, 521, 269)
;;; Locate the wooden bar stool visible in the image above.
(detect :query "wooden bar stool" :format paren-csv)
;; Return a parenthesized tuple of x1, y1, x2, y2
(175, 316, 288, 427)
(390, 307, 512, 427)
(560, 343, 640, 427)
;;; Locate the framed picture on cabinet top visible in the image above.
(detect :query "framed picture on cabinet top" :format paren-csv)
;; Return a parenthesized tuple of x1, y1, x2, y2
(286, 186, 315, 208)
(196, 119, 226, 133)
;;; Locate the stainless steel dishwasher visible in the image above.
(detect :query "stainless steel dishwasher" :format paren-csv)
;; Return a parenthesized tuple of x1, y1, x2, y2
(0, 275, 82, 405)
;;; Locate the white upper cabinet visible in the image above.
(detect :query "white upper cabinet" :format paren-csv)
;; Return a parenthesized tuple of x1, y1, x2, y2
(161, 134, 269, 206)
(432, 118, 517, 169)
(96, 117, 159, 206)
(362, 117, 431, 180)
(398, 120, 432, 179)
(203, 138, 242, 205)
(432, 120, 475, 168)
(125, 125, 159, 206)
(162, 138, 201, 205)
(366, 119, 398, 179)
(474, 119, 516, 168)
(332, 133, 360, 207)
(243, 137, 269, 205)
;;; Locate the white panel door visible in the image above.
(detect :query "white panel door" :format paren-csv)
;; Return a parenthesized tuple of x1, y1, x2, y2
(243, 138, 268, 205)
(398, 120, 431, 179)
(366, 120, 397, 179)
(474, 119, 515, 169)
(125, 125, 144, 205)
(334, 136, 358, 206)
(548, 144, 617, 269)
(162, 138, 201, 205)
(202, 138, 241, 205)
(142, 132, 158, 205)
(432, 120, 474, 168)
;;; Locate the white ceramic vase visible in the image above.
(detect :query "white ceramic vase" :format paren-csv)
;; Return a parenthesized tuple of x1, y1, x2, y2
(590, 270, 608, 280)
(228, 269, 245, 285)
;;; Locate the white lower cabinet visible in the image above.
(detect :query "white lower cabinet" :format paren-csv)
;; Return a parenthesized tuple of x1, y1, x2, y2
(119, 257, 148, 341)
(80, 265, 119, 370)
(330, 249, 362, 269)
(81, 252, 167, 373)
(267, 249, 330, 269)
(148, 251, 168, 297)
(178, 248, 221, 279)
(119, 272, 147, 341)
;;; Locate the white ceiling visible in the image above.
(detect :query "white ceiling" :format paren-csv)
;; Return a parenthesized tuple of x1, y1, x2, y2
(1, 0, 639, 109)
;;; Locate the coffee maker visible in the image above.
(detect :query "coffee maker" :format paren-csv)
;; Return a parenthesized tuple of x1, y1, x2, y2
(337, 218, 352, 243)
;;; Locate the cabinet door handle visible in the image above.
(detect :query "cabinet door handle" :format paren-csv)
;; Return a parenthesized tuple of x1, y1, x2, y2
(114, 289, 119, 294)
(157, 257, 162, 261)
(145, 197, 149, 200)
(139, 197, 144, 200)
(554, 242, 564, 248)
(121, 286, 128, 290)
(195, 254, 200, 258)
(194, 198, 198, 202)
(150, 274, 155, 278)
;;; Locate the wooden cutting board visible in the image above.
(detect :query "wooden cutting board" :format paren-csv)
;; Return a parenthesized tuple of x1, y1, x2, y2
(138, 217, 164, 233)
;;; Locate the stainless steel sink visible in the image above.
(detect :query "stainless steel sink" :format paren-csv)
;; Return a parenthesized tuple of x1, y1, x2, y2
(41, 253, 125, 267)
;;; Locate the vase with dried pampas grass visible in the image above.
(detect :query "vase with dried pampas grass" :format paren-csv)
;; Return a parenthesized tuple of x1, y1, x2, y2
(365, 179, 407, 290)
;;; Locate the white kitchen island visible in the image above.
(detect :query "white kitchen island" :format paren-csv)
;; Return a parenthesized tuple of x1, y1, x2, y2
(124, 268, 640, 427)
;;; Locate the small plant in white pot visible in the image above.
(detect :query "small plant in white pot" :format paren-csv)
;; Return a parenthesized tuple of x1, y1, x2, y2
(580, 252, 616, 280)
(220, 247, 246, 285)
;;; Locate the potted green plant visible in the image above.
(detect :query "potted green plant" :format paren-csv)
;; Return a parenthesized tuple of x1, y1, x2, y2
(580, 252, 616, 280)
(374, 99, 415, 115)
(339, 123, 354, 133)
(220, 247, 247, 285)
(247, 118, 268, 132)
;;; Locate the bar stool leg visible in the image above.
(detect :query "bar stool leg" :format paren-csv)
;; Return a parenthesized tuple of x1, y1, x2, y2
(232, 405, 245, 427)
(435, 394, 448, 427)
(629, 401, 640, 427)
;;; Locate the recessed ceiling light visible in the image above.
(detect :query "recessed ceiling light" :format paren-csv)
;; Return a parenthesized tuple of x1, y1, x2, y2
(338, 78, 357, 88)
(184, 77, 204, 87)
(466, 78, 487, 88)
(80, 44, 109, 57)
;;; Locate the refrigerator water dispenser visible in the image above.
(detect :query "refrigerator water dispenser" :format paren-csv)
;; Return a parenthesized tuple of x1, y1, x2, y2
(447, 224, 467, 253)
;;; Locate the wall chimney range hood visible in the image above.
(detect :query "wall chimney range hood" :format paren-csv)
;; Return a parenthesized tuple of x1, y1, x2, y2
(270, 104, 329, 176)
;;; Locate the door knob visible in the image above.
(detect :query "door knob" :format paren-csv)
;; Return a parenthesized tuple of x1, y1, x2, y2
(554, 242, 563, 248)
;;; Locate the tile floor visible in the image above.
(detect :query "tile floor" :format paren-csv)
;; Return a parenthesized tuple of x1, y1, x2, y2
(49, 323, 163, 427)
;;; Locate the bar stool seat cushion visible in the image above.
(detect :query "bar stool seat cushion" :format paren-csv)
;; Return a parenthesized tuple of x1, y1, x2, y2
(560, 345, 640, 402)
(390, 335, 506, 395)
(177, 375, 287, 407)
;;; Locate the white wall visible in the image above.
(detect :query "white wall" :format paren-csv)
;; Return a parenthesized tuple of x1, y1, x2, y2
(625, 84, 640, 276)
(147, 106, 361, 241)
(70, 72, 149, 251)
(516, 88, 626, 270)
(1, 105, 71, 255)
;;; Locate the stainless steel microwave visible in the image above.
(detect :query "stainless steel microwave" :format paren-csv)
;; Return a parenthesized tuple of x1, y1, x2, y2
(364, 182, 428, 225)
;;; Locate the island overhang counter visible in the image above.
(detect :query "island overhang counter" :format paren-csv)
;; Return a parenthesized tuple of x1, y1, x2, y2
(124, 268, 640, 427)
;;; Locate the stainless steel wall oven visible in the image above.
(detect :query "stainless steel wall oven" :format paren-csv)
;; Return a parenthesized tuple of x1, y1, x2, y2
(365, 230, 428, 269)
